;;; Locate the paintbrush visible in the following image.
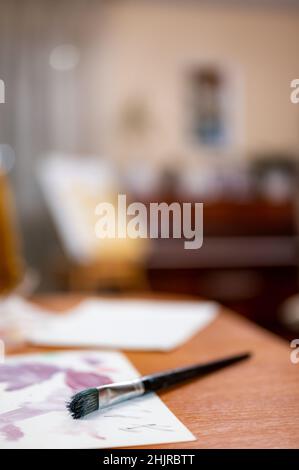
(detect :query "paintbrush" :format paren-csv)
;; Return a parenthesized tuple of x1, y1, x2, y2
(67, 352, 251, 419)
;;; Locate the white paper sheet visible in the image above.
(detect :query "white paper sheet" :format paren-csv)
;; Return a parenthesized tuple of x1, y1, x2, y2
(23, 298, 218, 351)
(0, 351, 195, 449)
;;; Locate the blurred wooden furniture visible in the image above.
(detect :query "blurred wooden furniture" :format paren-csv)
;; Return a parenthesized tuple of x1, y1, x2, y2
(11, 293, 299, 449)
(0, 172, 24, 295)
(56, 259, 148, 292)
(143, 198, 298, 338)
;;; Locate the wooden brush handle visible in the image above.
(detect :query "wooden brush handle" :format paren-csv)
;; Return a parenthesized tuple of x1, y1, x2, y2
(142, 352, 251, 393)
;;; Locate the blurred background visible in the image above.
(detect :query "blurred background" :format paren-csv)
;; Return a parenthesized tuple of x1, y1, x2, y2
(1, 0, 299, 338)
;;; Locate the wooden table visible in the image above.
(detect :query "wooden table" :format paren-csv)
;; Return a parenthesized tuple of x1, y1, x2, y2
(9, 294, 299, 449)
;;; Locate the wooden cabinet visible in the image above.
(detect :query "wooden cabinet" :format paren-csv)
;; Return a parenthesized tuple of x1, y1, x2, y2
(145, 199, 298, 337)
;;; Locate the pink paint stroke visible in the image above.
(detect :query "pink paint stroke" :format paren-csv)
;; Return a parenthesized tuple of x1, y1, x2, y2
(0, 361, 112, 443)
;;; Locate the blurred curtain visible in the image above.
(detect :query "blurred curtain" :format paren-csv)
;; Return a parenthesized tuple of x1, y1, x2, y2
(0, 0, 104, 279)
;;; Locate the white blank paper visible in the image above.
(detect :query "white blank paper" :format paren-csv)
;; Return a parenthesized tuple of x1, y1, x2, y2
(25, 298, 218, 351)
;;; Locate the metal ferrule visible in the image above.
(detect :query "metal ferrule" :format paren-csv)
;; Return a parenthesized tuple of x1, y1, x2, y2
(97, 379, 145, 409)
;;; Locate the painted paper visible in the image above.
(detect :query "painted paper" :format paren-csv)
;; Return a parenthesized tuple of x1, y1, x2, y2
(0, 351, 195, 448)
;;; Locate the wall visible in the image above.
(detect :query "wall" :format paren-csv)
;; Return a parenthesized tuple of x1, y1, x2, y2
(92, 1, 299, 165)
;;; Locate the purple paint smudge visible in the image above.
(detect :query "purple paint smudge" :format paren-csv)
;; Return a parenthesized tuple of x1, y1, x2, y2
(0, 363, 61, 391)
(83, 357, 102, 366)
(1, 424, 24, 442)
(0, 406, 48, 443)
(65, 369, 111, 391)
(0, 362, 112, 392)
(0, 360, 112, 443)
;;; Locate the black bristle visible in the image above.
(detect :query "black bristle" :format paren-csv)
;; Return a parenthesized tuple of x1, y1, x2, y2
(67, 388, 99, 419)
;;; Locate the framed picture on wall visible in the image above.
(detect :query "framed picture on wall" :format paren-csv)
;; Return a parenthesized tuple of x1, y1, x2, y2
(186, 63, 243, 151)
